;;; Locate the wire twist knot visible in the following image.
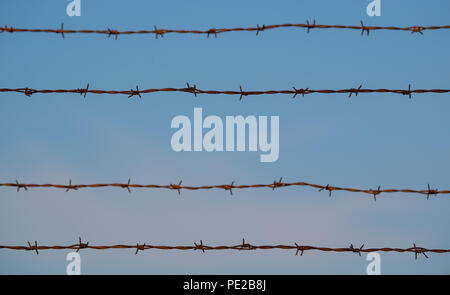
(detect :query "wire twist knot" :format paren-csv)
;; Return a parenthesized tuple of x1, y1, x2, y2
(239, 86, 248, 101)
(306, 20, 316, 34)
(319, 184, 334, 197)
(65, 179, 78, 192)
(370, 186, 382, 201)
(128, 86, 142, 99)
(15, 180, 28, 192)
(360, 21, 370, 36)
(295, 243, 307, 256)
(194, 240, 206, 253)
(135, 243, 146, 255)
(413, 243, 429, 260)
(170, 180, 183, 195)
(426, 184, 438, 200)
(256, 24, 266, 36)
(207, 29, 217, 38)
(239, 239, 255, 250)
(76, 237, 89, 252)
(348, 85, 363, 98)
(77, 83, 89, 98)
(349, 244, 365, 256)
(410, 26, 424, 35)
(27, 241, 39, 255)
(292, 87, 309, 98)
(402, 84, 413, 99)
(107, 28, 119, 40)
(272, 177, 284, 190)
(153, 26, 164, 39)
(185, 82, 198, 97)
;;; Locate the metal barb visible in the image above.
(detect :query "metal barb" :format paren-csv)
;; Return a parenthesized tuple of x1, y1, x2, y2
(77, 237, 89, 253)
(256, 24, 266, 36)
(360, 21, 370, 36)
(348, 85, 363, 98)
(121, 178, 132, 193)
(292, 87, 309, 98)
(135, 243, 146, 255)
(295, 243, 305, 256)
(349, 244, 364, 256)
(65, 179, 78, 192)
(240, 238, 255, 250)
(15, 180, 27, 192)
(413, 243, 429, 260)
(186, 82, 198, 97)
(194, 240, 205, 253)
(207, 29, 217, 38)
(224, 181, 235, 196)
(306, 19, 316, 34)
(371, 186, 381, 202)
(27, 241, 39, 255)
(170, 180, 183, 195)
(128, 86, 141, 99)
(272, 177, 283, 190)
(239, 85, 248, 101)
(59, 23, 65, 39)
(24, 88, 36, 97)
(107, 28, 118, 40)
(77, 83, 89, 98)
(403, 84, 412, 99)
(410, 26, 424, 35)
(319, 184, 333, 197)
(427, 184, 438, 200)
(154, 26, 164, 39)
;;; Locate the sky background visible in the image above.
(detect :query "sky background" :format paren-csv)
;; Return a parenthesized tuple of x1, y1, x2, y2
(0, 0, 449, 274)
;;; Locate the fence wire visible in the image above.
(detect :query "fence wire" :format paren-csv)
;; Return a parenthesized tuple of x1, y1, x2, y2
(1, 22, 449, 39)
(0, 238, 448, 260)
(1, 179, 448, 200)
(1, 84, 449, 100)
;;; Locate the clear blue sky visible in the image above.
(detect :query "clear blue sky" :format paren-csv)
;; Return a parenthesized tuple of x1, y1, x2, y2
(1, 0, 449, 274)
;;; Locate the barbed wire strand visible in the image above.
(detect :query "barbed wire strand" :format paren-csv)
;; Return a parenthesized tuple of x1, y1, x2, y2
(1, 22, 449, 38)
(2, 179, 448, 200)
(0, 238, 448, 260)
(1, 84, 449, 100)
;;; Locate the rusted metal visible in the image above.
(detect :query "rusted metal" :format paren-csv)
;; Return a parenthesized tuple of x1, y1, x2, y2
(1, 22, 449, 38)
(1, 180, 448, 199)
(0, 238, 447, 259)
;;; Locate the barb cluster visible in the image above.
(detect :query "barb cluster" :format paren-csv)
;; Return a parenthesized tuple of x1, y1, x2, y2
(1, 238, 448, 260)
(2, 179, 449, 200)
(1, 22, 449, 39)
(1, 84, 449, 100)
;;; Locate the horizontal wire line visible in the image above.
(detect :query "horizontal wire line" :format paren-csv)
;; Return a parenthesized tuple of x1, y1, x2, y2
(0, 85, 449, 99)
(1, 22, 449, 38)
(1, 180, 448, 200)
(0, 238, 447, 259)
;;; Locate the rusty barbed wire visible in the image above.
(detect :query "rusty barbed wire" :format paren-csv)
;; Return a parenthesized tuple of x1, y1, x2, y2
(1, 84, 449, 100)
(1, 22, 449, 39)
(1, 179, 449, 200)
(0, 238, 448, 260)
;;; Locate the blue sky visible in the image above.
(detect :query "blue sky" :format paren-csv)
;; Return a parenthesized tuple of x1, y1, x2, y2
(0, 0, 449, 274)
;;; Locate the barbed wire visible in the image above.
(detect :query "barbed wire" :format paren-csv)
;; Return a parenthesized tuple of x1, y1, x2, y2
(1, 84, 449, 100)
(1, 179, 448, 200)
(1, 22, 449, 39)
(0, 238, 448, 260)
